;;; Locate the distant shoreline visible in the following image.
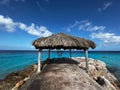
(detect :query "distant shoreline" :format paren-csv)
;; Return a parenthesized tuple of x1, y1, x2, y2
(0, 50, 120, 52)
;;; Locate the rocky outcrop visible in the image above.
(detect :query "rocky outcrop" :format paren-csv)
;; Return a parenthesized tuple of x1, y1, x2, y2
(21, 59, 104, 90)
(0, 64, 37, 90)
(74, 57, 120, 90)
(19, 58, 120, 90)
(1, 58, 120, 90)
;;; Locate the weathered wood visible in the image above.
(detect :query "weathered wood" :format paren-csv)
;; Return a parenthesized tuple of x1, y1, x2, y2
(70, 49, 72, 58)
(48, 49, 50, 59)
(37, 49, 42, 73)
(85, 49, 88, 73)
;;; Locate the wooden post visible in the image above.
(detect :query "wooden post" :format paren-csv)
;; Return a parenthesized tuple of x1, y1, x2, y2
(37, 49, 42, 73)
(85, 49, 89, 73)
(70, 49, 71, 59)
(48, 49, 50, 59)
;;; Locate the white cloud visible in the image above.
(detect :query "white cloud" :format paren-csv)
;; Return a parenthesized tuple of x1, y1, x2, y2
(66, 20, 105, 32)
(0, 0, 25, 5)
(66, 21, 80, 32)
(98, 2, 112, 12)
(0, 15, 52, 37)
(18, 23, 52, 37)
(66, 19, 120, 47)
(18, 23, 27, 30)
(0, 0, 9, 4)
(0, 15, 16, 32)
(89, 26, 105, 31)
(91, 32, 120, 45)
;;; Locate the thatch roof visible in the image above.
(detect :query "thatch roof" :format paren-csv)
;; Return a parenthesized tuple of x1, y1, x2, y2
(32, 33, 96, 50)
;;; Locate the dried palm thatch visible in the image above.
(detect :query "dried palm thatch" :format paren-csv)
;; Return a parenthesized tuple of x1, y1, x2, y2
(32, 33, 96, 50)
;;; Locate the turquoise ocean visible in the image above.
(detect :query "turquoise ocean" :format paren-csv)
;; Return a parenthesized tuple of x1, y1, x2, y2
(0, 50, 120, 81)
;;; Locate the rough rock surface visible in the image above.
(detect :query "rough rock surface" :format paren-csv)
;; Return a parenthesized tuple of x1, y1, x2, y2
(1, 58, 120, 90)
(0, 64, 37, 90)
(20, 58, 104, 90)
(20, 58, 120, 90)
(75, 57, 120, 90)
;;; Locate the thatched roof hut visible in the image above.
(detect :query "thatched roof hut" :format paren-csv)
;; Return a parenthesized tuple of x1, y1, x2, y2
(32, 33, 96, 73)
(33, 33, 96, 50)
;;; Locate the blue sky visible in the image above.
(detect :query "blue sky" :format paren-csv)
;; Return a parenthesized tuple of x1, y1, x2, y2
(0, 0, 120, 50)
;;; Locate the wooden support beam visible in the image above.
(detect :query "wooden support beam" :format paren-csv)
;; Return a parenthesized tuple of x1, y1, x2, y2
(70, 49, 71, 59)
(85, 49, 89, 73)
(37, 49, 42, 73)
(48, 49, 50, 59)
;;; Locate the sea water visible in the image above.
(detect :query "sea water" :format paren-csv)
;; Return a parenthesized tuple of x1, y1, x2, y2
(0, 50, 120, 81)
